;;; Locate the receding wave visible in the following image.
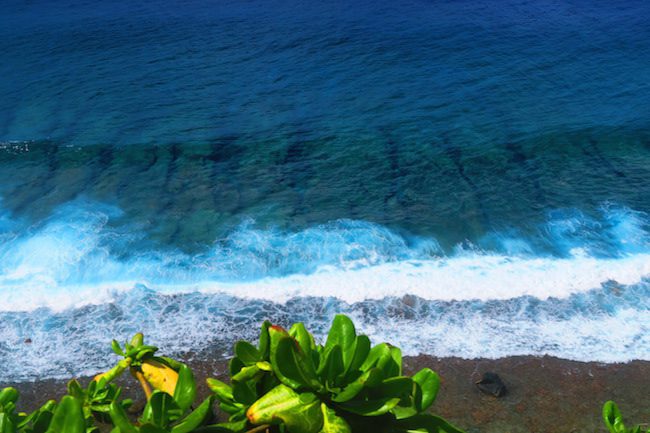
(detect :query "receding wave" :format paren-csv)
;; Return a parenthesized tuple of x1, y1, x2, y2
(0, 200, 648, 380)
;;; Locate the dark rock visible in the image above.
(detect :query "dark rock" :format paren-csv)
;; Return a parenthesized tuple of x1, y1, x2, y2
(24, 338, 32, 344)
(476, 372, 507, 397)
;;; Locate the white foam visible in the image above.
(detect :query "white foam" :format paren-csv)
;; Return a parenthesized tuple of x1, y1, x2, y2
(193, 252, 650, 303)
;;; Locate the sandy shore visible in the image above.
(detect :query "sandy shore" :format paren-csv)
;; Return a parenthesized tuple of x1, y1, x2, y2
(6, 355, 649, 433)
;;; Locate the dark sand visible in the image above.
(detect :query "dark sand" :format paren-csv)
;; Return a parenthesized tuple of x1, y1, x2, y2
(6, 355, 649, 433)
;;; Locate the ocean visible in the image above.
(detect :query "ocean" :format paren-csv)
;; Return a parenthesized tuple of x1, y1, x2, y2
(1, 0, 649, 381)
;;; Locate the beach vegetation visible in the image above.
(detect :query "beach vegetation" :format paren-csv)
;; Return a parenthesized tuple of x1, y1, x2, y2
(11, 317, 645, 432)
(603, 401, 649, 433)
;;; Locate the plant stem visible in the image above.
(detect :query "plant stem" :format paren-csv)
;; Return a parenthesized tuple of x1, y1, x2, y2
(130, 367, 152, 400)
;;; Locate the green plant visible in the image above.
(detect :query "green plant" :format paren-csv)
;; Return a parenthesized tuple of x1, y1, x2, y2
(66, 378, 132, 431)
(206, 315, 465, 433)
(108, 390, 214, 433)
(0, 388, 84, 433)
(603, 401, 648, 433)
(103, 334, 214, 433)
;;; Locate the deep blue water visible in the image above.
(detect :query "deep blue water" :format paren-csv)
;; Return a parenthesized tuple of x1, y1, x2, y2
(1, 0, 649, 380)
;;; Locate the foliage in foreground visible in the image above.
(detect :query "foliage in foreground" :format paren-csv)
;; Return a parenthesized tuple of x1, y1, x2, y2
(603, 401, 649, 433)
(0, 315, 644, 433)
(206, 315, 464, 433)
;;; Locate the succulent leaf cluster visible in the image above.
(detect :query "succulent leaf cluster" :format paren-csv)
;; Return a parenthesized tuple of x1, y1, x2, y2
(206, 315, 465, 433)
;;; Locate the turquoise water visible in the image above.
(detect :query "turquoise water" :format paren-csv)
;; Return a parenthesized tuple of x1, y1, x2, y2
(1, 0, 649, 380)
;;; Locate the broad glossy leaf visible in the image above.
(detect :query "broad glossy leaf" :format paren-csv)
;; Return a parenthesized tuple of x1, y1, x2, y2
(173, 364, 196, 413)
(142, 391, 181, 427)
(343, 336, 371, 380)
(290, 323, 317, 356)
(387, 346, 402, 377)
(228, 357, 245, 377)
(317, 346, 344, 387)
(376, 377, 413, 399)
(412, 369, 440, 412)
(206, 379, 234, 403)
(359, 344, 390, 372)
(325, 316, 356, 355)
(234, 341, 261, 366)
(395, 414, 466, 433)
(603, 401, 625, 433)
(246, 385, 323, 433)
(29, 409, 55, 433)
(232, 381, 257, 406)
(171, 396, 214, 433)
(258, 321, 272, 360)
(0, 413, 14, 433)
(332, 368, 383, 403)
(338, 397, 401, 417)
(231, 365, 261, 383)
(272, 336, 320, 390)
(0, 388, 18, 405)
(45, 396, 85, 433)
(319, 403, 351, 433)
(219, 402, 244, 416)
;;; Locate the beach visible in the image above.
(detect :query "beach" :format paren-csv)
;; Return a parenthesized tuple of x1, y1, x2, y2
(7, 354, 649, 433)
(2, 1, 650, 431)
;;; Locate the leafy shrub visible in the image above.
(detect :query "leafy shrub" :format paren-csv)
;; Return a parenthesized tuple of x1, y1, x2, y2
(205, 314, 465, 433)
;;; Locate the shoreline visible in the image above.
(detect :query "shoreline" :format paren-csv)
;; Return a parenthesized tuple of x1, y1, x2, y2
(6, 354, 648, 433)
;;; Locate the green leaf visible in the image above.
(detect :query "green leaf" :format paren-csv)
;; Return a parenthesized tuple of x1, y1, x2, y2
(395, 414, 466, 433)
(66, 380, 85, 400)
(603, 401, 625, 433)
(192, 419, 247, 433)
(130, 333, 144, 348)
(232, 381, 257, 406)
(258, 321, 272, 360)
(228, 357, 245, 377)
(173, 364, 196, 413)
(246, 385, 323, 433)
(111, 340, 125, 356)
(256, 361, 272, 372)
(386, 346, 402, 377)
(412, 369, 440, 412)
(359, 344, 390, 372)
(376, 377, 413, 399)
(0, 413, 15, 433)
(231, 365, 261, 383)
(234, 341, 261, 366)
(289, 323, 317, 356)
(317, 345, 344, 387)
(337, 397, 401, 417)
(45, 396, 85, 433)
(171, 397, 214, 433)
(343, 336, 371, 380)
(318, 403, 351, 433)
(325, 316, 356, 356)
(142, 391, 181, 427)
(332, 368, 383, 403)
(206, 379, 234, 403)
(0, 388, 18, 405)
(272, 336, 320, 390)
(140, 424, 168, 433)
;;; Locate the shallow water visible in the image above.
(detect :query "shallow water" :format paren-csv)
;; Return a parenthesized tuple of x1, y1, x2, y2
(1, 0, 649, 381)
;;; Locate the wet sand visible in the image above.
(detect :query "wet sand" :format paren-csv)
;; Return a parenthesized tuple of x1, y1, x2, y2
(6, 355, 649, 433)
